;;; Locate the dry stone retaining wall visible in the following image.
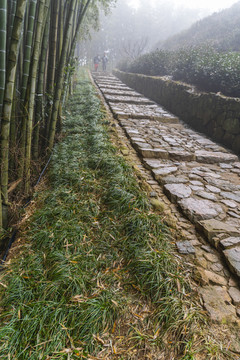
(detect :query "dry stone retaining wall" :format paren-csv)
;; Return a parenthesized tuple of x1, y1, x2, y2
(113, 70, 240, 155)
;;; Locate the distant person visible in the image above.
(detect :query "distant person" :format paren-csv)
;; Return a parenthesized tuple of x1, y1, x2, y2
(93, 55, 101, 71)
(102, 53, 108, 71)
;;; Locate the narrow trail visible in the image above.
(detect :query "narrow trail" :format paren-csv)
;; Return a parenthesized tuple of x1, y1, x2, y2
(92, 72, 240, 330)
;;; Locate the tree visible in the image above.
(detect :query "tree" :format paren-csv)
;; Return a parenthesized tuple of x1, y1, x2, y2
(121, 37, 149, 61)
(0, 0, 27, 227)
(0, 0, 114, 229)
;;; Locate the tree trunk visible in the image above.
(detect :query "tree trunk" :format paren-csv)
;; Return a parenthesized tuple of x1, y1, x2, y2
(0, 0, 7, 228)
(0, 0, 27, 226)
(33, 5, 50, 160)
(21, 0, 37, 102)
(7, 0, 17, 55)
(44, 0, 59, 142)
(24, 0, 50, 194)
(18, 0, 37, 179)
(47, 0, 76, 152)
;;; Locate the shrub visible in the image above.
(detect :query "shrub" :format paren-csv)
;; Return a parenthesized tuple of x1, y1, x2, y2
(129, 50, 172, 76)
(125, 45, 240, 97)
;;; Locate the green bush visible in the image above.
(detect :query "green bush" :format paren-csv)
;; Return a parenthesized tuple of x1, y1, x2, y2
(125, 46, 240, 97)
(128, 50, 172, 76)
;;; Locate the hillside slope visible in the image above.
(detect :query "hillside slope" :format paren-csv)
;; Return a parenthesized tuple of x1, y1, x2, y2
(157, 1, 240, 51)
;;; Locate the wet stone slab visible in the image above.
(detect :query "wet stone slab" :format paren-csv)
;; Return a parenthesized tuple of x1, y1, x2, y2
(125, 128, 139, 136)
(197, 219, 240, 243)
(223, 247, 240, 277)
(152, 166, 178, 179)
(98, 84, 133, 90)
(161, 175, 189, 184)
(104, 94, 155, 105)
(220, 192, 240, 203)
(169, 150, 195, 161)
(205, 185, 221, 193)
(133, 142, 152, 150)
(195, 150, 238, 164)
(101, 88, 143, 97)
(178, 198, 223, 223)
(199, 286, 237, 323)
(131, 137, 146, 143)
(176, 241, 195, 254)
(139, 148, 169, 159)
(143, 158, 172, 169)
(229, 287, 240, 305)
(109, 102, 179, 123)
(164, 183, 192, 202)
(196, 191, 218, 202)
(220, 237, 240, 249)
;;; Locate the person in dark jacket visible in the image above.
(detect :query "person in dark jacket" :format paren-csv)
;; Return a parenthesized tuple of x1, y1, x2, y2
(93, 55, 101, 71)
(102, 53, 108, 71)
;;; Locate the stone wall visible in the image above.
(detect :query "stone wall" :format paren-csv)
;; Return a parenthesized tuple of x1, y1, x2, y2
(113, 69, 240, 155)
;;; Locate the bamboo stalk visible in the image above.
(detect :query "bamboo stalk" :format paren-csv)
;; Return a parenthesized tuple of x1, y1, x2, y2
(7, 0, 17, 55)
(33, 4, 50, 160)
(24, 0, 50, 194)
(0, 0, 7, 229)
(18, 0, 38, 179)
(0, 0, 27, 226)
(0, 0, 7, 112)
(47, 0, 77, 152)
(21, 0, 37, 102)
(44, 0, 59, 141)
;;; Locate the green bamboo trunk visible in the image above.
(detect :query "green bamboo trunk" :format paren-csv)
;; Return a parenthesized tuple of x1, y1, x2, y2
(18, 0, 37, 179)
(21, 0, 37, 101)
(9, 83, 17, 173)
(44, 0, 59, 141)
(0, 0, 7, 228)
(48, 0, 94, 152)
(61, 1, 78, 108)
(0, 0, 27, 227)
(24, 0, 50, 194)
(0, 0, 7, 112)
(7, 0, 17, 54)
(68, 0, 92, 62)
(64, 0, 92, 100)
(48, 0, 77, 151)
(57, 0, 64, 61)
(33, 6, 50, 160)
(47, 0, 59, 96)
(61, 0, 92, 112)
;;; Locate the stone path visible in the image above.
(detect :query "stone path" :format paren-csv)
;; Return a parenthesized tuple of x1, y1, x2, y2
(93, 72, 240, 326)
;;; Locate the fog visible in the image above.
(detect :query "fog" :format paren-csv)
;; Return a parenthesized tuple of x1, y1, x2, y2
(130, 0, 238, 11)
(78, 0, 239, 67)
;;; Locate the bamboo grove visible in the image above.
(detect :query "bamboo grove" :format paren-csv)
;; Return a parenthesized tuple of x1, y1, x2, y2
(0, 0, 113, 229)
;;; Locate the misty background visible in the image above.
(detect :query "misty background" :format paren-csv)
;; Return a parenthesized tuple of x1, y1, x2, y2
(77, 0, 239, 68)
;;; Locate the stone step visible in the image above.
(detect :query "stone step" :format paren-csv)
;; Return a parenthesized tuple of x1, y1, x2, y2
(104, 94, 155, 105)
(196, 219, 240, 278)
(110, 106, 179, 124)
(199, 286, 237, 323)
(98, 83, 132, 90)
(100, 89, 143, 97)
(195, 150, 238, 164)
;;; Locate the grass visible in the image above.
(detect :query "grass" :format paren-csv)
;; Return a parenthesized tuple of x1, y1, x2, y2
(0, 69, 237, 359)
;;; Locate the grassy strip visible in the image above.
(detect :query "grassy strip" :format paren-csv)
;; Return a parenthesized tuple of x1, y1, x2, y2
(0, 70, 235, 359)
